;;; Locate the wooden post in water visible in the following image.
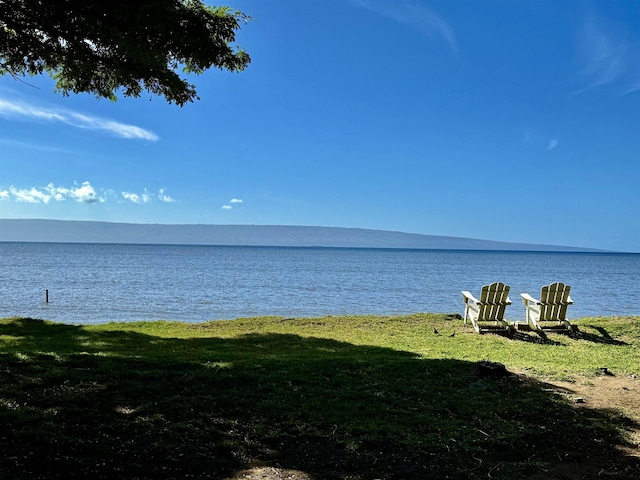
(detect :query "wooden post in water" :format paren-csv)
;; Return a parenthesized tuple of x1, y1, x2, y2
(46, 289, 49, 303)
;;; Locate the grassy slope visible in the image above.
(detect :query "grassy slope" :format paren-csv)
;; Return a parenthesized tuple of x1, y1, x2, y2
(0, 314, 639, 479)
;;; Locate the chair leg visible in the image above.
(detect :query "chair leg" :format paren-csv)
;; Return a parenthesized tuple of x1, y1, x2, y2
(526, 310, 539, 331)
(471, 318, 480, 333)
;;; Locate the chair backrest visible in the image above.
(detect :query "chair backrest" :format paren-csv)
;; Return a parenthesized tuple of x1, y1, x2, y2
(477, 282, 511, 321)
(538, 282, 572, 321)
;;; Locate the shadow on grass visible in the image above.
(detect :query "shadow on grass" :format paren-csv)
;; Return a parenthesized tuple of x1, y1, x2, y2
(507, 330, 565, 345)
(571, 325, 630, 346)
(485, 325, 630, 347)
(0, 318, 638, 479)
(475, 328, 565, 346)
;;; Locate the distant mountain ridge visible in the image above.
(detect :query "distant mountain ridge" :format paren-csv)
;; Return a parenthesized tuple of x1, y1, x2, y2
(0, 219, 604, 252)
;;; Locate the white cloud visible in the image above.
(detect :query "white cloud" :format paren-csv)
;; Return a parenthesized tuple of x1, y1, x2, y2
(71, 182, 101, 203)
(0, 97, 158, 140)
(6, 181, 106, 203)
(158, 189, 176, 203)
(47, 182, 104, 203)
(122, 190, 151, 204)
(547, 139, 559, 150)
(350, 0, 458, 53)
(10, 186, 52, 203)
(120, 189, 177, 204)
(2, 182, 176, 206)
(222, 198, 244, 209)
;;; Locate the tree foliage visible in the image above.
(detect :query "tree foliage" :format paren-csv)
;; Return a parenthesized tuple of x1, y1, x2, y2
(0, 0, 251, 105)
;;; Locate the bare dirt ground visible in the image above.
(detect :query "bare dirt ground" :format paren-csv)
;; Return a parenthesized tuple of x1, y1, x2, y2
(546, 374, 639, 424)
(228, 466, 314, 479)
(529, 372, 640, 480)
(226, 373, 640, 480)
(541, 373, 640, 453)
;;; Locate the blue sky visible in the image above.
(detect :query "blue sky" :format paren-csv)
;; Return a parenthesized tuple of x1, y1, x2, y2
(1, 0, 639, 252)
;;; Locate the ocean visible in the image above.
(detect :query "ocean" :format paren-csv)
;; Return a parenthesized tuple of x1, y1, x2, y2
(0, 242, 638, 324)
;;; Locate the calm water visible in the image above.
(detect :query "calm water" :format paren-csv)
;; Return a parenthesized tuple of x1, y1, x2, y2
(0, 242, 638, 324)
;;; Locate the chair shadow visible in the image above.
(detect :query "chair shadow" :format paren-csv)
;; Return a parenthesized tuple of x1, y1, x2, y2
(477, 326, 565, 345)
(572, 325, 629, 346)
(567, 325, 629, 345)
(484, 323, 630, 346)
(507, 329, 565, 345)
(0, 317, 638, 480)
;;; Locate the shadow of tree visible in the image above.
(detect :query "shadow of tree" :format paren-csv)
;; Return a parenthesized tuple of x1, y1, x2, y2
(0, 318, 638, 479)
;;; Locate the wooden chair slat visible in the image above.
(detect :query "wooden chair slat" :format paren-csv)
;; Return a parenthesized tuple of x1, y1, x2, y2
(520, 282, 573, 331)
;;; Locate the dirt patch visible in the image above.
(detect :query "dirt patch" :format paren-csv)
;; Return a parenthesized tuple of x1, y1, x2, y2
(548, 374, 640, 418)
(539, 372, 640, 452)
(516, 370, 640, 479)
(226, 466, 314, 480)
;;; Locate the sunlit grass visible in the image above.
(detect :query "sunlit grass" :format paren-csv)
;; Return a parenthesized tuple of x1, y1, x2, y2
(94, 313, 640, 378)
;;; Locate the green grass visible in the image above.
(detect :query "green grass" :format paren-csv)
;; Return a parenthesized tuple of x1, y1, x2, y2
(0, 313, 639, 479)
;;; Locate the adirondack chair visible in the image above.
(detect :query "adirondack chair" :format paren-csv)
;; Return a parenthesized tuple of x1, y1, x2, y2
(520, 282, 573, 331)
(462, 282, 512, 333)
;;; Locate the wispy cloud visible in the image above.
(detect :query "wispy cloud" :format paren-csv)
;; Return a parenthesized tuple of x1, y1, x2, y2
(121, 188, 176, 204)
(0, 137, 85, 155)
(350, 0, 458, 53)
(521, 130, 561, 152)
(0, 182, 175, 205)
(575, 13, 640, 95)
(520, 128, 560, 151)
(622, 79, 640, 96)
(521, 130, 534, 146)
(0, 97, 158, 140)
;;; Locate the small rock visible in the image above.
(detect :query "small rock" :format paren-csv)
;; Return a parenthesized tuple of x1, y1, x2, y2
(575, 397, 586, 404)
(477, 361, 509, 378)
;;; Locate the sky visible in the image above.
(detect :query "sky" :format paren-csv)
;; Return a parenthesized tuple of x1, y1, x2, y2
(1, 0, 639, 252)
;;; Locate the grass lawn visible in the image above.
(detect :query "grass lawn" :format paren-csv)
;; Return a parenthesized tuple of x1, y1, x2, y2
(1, 313, 639, 479)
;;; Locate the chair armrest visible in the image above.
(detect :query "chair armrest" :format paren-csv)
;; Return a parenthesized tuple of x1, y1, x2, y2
(566, 295, 573, 305)
(505, 296, 512, 305)
(520, 293, 539, 305)
(462, 291, 480, 304)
